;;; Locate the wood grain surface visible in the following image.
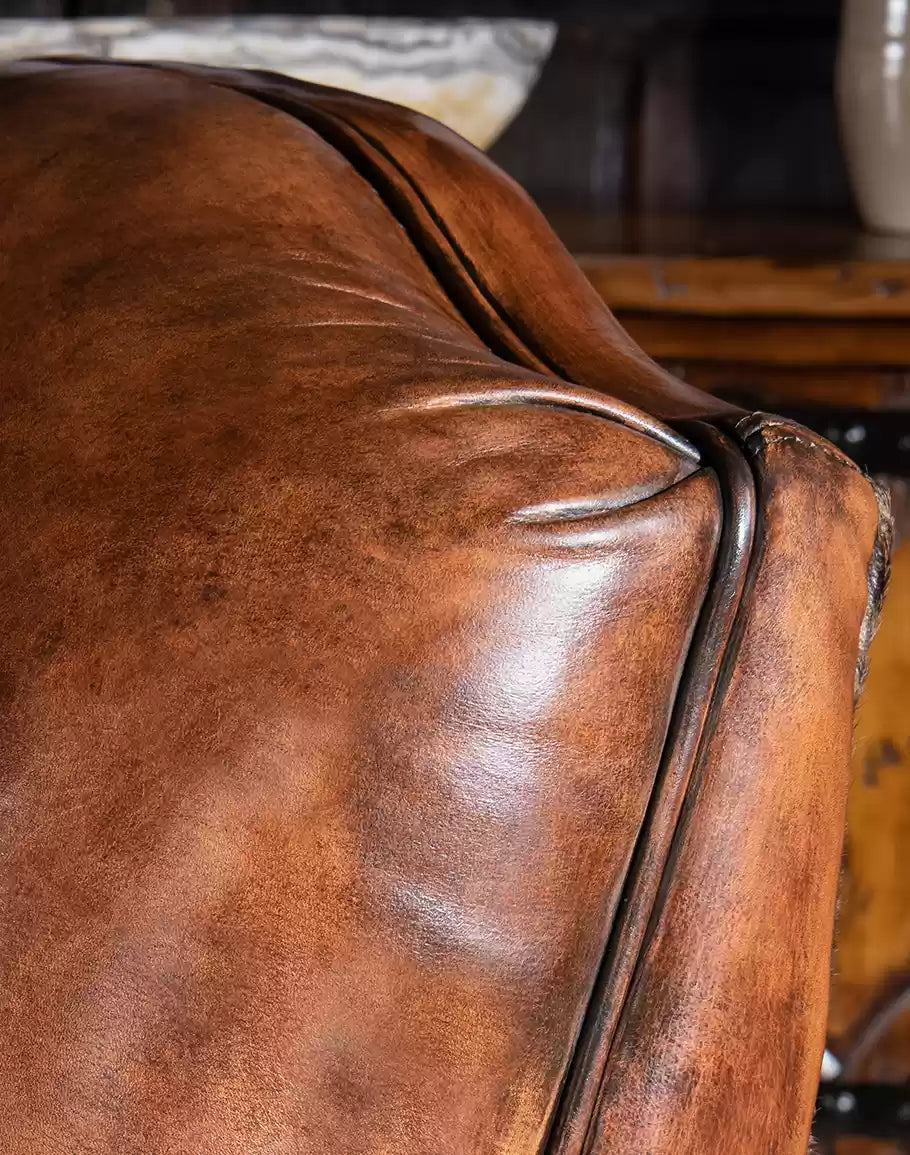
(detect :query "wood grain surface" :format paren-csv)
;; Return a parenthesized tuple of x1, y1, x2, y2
(580, 255, 910, 318)
(614, 315, 910, 368)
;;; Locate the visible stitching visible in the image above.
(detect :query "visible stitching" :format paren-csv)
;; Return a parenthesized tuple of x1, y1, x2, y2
(743, 415, 893, 711)
(737, 415, 862, 474)
(756, 431, 861, 471)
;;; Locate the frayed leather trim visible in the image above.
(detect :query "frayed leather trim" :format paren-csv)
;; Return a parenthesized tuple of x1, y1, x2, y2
(855, 477, 893, 701)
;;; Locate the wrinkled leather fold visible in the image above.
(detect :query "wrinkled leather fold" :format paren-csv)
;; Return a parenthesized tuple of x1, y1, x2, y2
(0, 59, 890, 1155)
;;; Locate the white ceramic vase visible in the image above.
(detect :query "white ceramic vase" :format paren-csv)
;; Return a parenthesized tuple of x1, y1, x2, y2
(838, 0, 910, 233)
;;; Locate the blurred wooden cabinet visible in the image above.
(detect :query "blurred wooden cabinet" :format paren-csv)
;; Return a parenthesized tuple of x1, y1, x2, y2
(565, 213, 910, 1153)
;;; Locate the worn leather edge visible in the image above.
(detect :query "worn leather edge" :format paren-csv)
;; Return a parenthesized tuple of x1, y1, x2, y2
(734, 412, 893, 700)
(544, 422, 756, 1155)
(856, 477, 892, 696)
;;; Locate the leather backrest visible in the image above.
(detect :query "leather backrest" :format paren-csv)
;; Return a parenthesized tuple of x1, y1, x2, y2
(0, 60, 889, 1155)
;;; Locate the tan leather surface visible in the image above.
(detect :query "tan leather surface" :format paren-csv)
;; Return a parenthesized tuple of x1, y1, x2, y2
(0, 60, 888, 1155)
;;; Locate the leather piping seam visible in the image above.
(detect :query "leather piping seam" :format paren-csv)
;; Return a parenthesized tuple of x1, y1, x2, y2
(565, 409, 891, 1150)
(580, 419, 764, 1155)
(20, 57, 698, 464)
(542, 421, 759, 1155)
(226, 87, 696, 464)
(242, 88, 592, 379)
(256, 96, 551, 369)
(180, 63, 749, 1146)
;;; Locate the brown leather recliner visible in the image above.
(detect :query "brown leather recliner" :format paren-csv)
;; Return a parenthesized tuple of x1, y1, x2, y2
(0, 60, 890, 1155)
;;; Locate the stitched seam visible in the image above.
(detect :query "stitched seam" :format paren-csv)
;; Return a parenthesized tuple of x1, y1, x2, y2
(737, 414, 862, 474)
(756, 431, 863, 471)
(568, 423, 761, 1155)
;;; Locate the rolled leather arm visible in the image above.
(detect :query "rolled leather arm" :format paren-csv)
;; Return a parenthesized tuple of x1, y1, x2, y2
(0, 59, 890, 1155)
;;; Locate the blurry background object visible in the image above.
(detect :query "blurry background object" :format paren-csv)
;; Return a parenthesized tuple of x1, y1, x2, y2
(838, 0, 910, 234)
(0, 17, 555, 149)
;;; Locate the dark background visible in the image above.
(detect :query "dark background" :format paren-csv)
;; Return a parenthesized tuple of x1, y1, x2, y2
(0, 0, 854, 233)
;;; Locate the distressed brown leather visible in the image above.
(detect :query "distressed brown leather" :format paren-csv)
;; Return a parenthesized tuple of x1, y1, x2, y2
(0, 61, 890, 1155)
